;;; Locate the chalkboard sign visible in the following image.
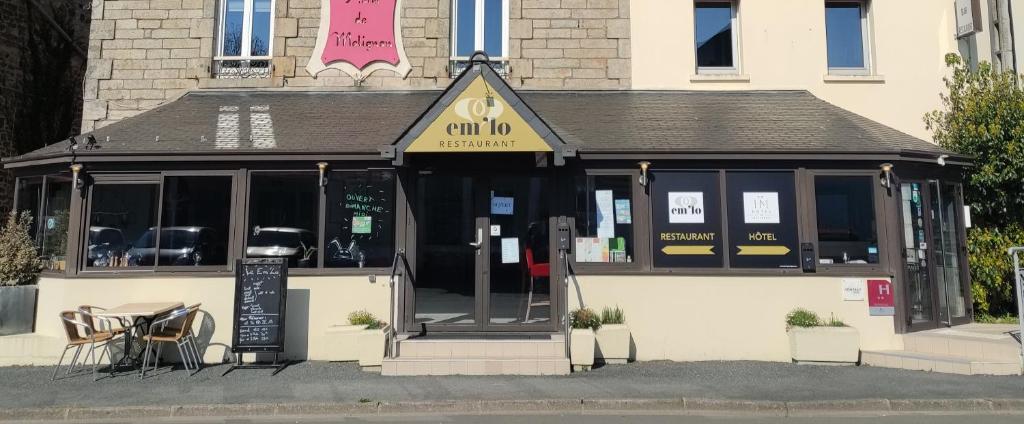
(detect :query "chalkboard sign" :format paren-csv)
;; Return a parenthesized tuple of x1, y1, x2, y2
(232, 258, 288, 353)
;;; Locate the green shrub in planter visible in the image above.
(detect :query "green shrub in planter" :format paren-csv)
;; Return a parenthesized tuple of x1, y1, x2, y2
(348, 310, 384, 330)
(600, 306, 625, 325)
(0, 211, 42, 286)
(785, 308, 820, 329)
(570, 307, 601, 330)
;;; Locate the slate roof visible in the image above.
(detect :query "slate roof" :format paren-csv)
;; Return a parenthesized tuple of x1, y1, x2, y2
(4, 89, 956, 164)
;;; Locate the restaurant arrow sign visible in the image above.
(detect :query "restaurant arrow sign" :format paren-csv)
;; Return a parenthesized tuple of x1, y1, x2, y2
(661, 245, 715, 255)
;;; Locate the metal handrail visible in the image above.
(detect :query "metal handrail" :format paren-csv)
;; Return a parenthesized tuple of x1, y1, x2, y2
(1007, 247, 1024, 370)
(387, 249, 407, 359)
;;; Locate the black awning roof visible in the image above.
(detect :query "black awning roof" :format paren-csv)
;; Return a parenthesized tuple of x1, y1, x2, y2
(4, 88, 959, 166)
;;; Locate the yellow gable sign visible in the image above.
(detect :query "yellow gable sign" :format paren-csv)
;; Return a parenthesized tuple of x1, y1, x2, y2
(406, 75, 552, 153)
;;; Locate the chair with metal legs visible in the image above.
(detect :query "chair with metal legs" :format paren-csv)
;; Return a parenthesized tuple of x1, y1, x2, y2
(51, 311, 119, 381)
(139, 305, 201, 379)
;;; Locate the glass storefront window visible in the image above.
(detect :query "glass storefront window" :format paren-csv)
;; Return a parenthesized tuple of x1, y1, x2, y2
(15, 178, 42, 245)
(40, 178, 72, 271)
(573, 175, 634, 264)
(815, 176, 879, 264)
(246, 173, 320, 268)
(88, 184, 160, 268)
(157, 176, 232, 266)
(324, 170, 396, 268)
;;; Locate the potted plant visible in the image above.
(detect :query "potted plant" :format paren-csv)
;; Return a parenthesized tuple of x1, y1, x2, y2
(569, 307, 600, 371)
(786, 308, 860, 364)
(0, 211, 42, 336)
(324, 310, 389, 367)
(595, 306, 630, 364)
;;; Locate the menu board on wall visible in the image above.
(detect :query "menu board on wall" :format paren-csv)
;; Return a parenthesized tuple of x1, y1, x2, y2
(726, 172, 799, 268)
(651, 172, 723, 268)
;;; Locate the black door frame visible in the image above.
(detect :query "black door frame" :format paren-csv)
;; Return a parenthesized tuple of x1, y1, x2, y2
(899, 178, 973, 332)
(400, 166, 562, 334)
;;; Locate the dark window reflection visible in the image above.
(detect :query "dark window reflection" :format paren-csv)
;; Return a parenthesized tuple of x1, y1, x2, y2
(815, 176, 878, 264)
(155, 176, 232, 266)
(247, 173, 319, 268)
(324, 170, 395, 268)
(825, 2, 865, 69)
(573, 175, 634, 263)
(16, 178, 42, 245)
(88, 184, 159, 268)
(40, 178, 72, 271)
(695, 2, 734, 68)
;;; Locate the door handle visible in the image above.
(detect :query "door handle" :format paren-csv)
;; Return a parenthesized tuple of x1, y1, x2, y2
(468, 228, 483, 250)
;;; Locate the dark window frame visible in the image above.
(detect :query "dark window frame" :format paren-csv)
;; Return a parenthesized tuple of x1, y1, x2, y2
(804, 169, 889, 275)
(15, 174, 75, 276)
(569, 168, 647, 274)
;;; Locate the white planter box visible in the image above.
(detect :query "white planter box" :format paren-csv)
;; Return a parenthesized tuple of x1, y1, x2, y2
(357, 325, 390, 368)
(595, 324, 630, 364)
(570, 328, 595, 371)
(323, 324, 368, 362)
(787, 326, 860, 364)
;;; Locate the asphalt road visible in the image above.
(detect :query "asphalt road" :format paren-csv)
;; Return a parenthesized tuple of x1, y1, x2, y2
(4, 360, 1024, 410)
(14, 413, 1024, 424)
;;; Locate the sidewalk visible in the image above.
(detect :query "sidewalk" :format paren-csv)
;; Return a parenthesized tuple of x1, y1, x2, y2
(2, 361, 1023, 420)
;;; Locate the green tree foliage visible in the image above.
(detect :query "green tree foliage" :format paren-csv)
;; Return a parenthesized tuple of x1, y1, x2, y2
(966, 225, 1024, 316)
(925, 54, 1024, 227)
(0, 211, 42, 286)
(926, 54, 1024, 317)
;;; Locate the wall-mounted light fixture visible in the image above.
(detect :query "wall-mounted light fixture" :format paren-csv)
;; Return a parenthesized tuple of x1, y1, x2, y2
(638, 161, 651, 186)
(317, 162, 328, 187)
(937, 154, 949, 166)
(879, 163, 894, 189)
(70, 164, 84, 191)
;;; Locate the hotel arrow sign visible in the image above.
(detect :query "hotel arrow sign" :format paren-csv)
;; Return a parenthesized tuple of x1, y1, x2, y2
(736, 245, 792, 256)
(661, 245, 715, 255)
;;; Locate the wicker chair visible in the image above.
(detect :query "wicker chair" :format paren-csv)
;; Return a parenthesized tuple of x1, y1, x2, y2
(139, 304, 202, 379)
(51, 310, 120, 381)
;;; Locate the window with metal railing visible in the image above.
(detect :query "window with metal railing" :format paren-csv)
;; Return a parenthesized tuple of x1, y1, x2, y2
(214, 0, 274, 78)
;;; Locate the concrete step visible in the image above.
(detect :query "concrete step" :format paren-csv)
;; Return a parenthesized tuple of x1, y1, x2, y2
(382, 358, 570, 376)
(903, 329, 1021, 363)
(0, 334, 63, 366)
(395, 337, 565, 359)
(862, 349, 1022, 376)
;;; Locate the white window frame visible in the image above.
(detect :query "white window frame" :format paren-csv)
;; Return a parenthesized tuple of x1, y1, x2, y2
(450, 0, 510, 61)
(824, 0, 872, 76)
(215, 0, 275, 61)
(694, 0, 740, 75)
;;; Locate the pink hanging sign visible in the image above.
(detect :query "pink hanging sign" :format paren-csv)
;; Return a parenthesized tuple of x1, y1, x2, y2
(307, 0, 411, 80)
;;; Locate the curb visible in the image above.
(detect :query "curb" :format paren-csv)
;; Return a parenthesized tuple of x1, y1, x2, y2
(3, 398, 1024, 420)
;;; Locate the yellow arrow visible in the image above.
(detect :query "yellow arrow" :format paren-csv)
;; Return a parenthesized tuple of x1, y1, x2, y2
(737, 245, 791, 256)
(661, 245, 715, 255)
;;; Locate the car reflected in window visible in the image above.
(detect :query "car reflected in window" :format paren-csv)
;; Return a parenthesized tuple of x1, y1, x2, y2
(246, 226, 317, 267)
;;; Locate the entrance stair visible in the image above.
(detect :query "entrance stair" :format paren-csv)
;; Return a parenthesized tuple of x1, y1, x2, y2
(862, 324, 1023, 376)
(381, 335, 570, 376)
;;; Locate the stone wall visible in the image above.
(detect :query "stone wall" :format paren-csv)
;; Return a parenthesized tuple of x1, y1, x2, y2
(84, 0, 630, 130)
(0, 0, 89, 215)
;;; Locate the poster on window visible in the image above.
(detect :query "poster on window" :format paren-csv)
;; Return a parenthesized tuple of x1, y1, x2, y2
(595, 190, 615, 239)
(651, 172, 723, 268)
(726, 172, 799, 269)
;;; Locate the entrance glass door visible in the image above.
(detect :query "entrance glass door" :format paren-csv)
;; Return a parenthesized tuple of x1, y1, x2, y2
(411, 174, 553, 332)
(900, 181, 971, 330)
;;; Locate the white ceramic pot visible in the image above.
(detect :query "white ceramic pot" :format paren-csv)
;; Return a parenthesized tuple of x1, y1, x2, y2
(595, 324, 630, 364)
(787, 326, 860, 364)
(323, 324, 369, 362)
(570, 328, 595, 371)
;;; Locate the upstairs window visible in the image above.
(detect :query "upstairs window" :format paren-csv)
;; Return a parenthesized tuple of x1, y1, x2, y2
(215, 0, 274, 78)
(695, 1, 738, 73)
(451, 0, 508, 75)
(825, 1, 870, 74)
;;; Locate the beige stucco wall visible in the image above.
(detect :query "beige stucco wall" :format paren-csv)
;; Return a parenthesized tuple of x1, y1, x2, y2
(629, 0, 962, 141)
(13, 274, 900, 365)
(569, 275, 901, 362)
(30, 275, 390, 363)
